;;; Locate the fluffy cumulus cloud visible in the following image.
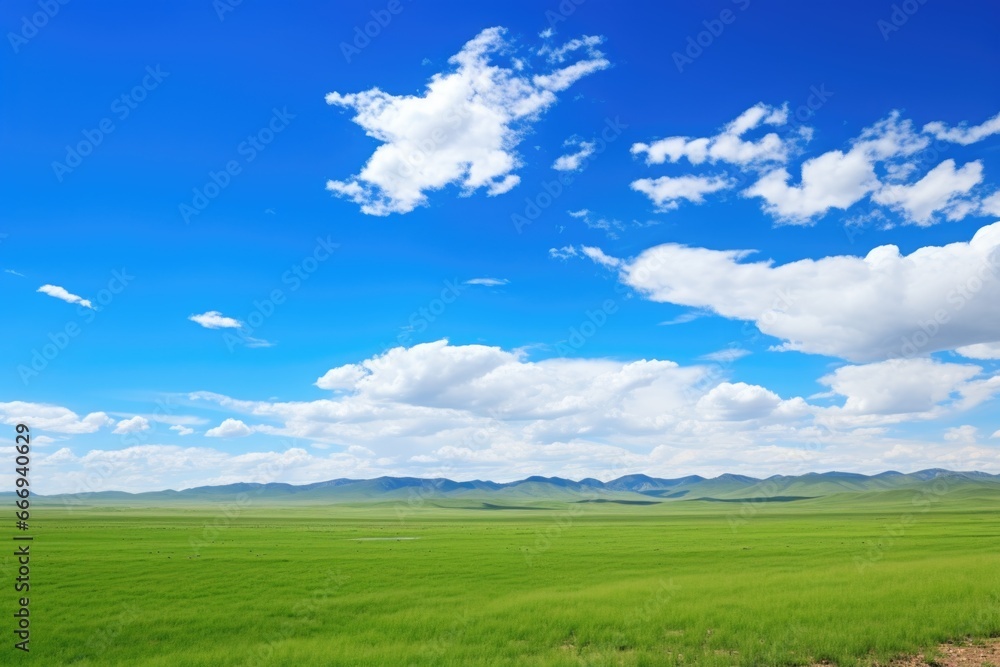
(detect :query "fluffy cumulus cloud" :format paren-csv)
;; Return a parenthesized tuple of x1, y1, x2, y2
(629, 103, 802, 212)
(179, 341, 1000, 483)
(0, 402, 113, 433)
(633, 106, 1000, 225)
(325, 27, 609, 215)
(587, 222, 1000, 362)
(745, 110, 1000, 225)
(552, 137, 596, 172)
(18, 340, 1000, 493)
(923, 111, 1000, 145)
(944, 425, 979, 444)
(956, 342, 1000, 360)
(169, 425, 195, 436)
(194, 340, 767, 450)
(112, 416, 151, 435)
(696, 382, 789, 421)
(871, 159, 983, 226)
(630, 175, 733, 212)
(815, 358, 997, 428)
(633, 103, 796, 167)
(205, 418, 253, 438)
(37, 284, 93, 309)
(745, 112, 931, 222)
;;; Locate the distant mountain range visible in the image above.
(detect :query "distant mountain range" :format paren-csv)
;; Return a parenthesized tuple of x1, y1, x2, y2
(34, 468, 1000, 505)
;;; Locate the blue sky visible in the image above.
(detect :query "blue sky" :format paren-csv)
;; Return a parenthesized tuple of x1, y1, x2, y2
(3, 0, 1000, 492)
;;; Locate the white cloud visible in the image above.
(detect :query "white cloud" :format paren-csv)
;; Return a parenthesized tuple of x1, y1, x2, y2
(325, 27, 609, 215)
(742, 110, 1000, 225)
(37, 284, 92, 309)
(944, 425, 979, 443)
(5, 269, 25, 277)
(659, 311, 708, 326)
(819, 358, 981, 418)
(25, 340, 1000, 493)
(112, 416, 151, 435)
(187, 341, 1000, 478)
(539, 34, 603, 63)
(33, 443, 386, 495)
(746, 149, 881, 222)
(0, 402, 113, 434)
(567, 209, 625, 237)
(980, 191, 1000, 217)
(169, 425, 195, 436)
(205, 418, 253, 438)
(696, 382, 786, 421)
(548, 246, 579, 260)
(923, 111, 1000, 145)
(630, 175, 733, 212)
(632, 103, 795, 167)
(580, 246, 621, 269)
(464, 278, 509, 287)
(552, 138, 596, 171)
(631, 107, 1000, 227)
(140, 414, 205, 427)
(744, 112, 933, 223)
(699, 347, 751, 363)
(315, 364, 371, 391)
(956, 342, 1000, 360)
(193, 340, 799, 456)
(189, 311, 242, 329)
(872, 159, 983, 226)
(189, 311, 274, 348)
(596, 221, 1000, 362)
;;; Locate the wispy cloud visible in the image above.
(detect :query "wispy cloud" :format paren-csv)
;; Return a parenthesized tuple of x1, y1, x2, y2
(567, 209, 625, 238)
(37, 284, 93, 309)
(464, 278, 509, 287)
(5, 269, 25, 277)
(189, 311, 274, 348)
(659, 311, 708, 326)
(189, 311, 242, 329)
(580, 246, 621, 269)
(700, 348, 751, 363)
(548, 246, 579, 260)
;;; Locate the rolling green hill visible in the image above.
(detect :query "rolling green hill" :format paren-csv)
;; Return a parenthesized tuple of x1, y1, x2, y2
(36, 468, 1000, 507)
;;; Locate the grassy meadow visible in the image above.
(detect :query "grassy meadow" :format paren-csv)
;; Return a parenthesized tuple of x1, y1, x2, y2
(14, 486, 1000, 666)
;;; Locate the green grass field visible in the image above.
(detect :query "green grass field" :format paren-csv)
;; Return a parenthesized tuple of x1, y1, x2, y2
(15, 486, 1000, 666)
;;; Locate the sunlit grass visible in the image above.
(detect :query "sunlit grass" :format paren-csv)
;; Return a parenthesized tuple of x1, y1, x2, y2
(20, 487, 1000, 665)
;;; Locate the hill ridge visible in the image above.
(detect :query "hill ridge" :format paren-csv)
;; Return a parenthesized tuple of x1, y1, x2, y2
(32, 468, 1000, 503)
